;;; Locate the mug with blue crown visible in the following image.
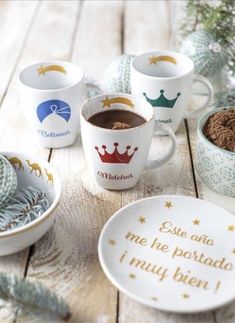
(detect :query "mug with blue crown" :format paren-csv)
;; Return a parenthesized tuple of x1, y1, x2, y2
(131, 51, 213, 133)
(19, 61, 85, 148)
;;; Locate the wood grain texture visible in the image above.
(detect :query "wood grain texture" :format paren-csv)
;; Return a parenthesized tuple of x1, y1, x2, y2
(124, 0, 171, 54)
(172, 2, 235, 320)
(0, 1, 79, 322)
(0, 0, 232, 322)
(0, 2, 40, 321)
(187, 118, 235, 323)
(0, 1, 39, 103)
(72, 0, 123, 82)
(22, 1, 124, 322)
(0, 0, 79, 153)
(119, 1, 215, 323)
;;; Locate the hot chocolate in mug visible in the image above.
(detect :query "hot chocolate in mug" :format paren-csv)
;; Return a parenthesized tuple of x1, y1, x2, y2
(80, 93, 176, 190)
(131, 51, 213, 133)
(19, 61, 85, 148)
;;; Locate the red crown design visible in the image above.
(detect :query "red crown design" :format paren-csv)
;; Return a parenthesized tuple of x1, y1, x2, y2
(95, 143, 138, 164)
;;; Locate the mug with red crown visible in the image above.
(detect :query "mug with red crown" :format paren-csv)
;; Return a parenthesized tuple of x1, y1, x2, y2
(80, 93, 176, 190)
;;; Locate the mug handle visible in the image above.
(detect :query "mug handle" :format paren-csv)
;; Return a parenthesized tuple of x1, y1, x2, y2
(186, 74, 213, 118)
(145, 123, 176, 169)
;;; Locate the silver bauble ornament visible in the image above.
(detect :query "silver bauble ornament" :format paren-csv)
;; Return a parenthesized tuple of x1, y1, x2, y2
(104, 54, 135, 93)
(180, 31, 228, 77)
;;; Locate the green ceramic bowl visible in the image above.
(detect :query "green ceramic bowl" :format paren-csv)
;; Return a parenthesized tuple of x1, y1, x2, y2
(195, 107, 235, 196)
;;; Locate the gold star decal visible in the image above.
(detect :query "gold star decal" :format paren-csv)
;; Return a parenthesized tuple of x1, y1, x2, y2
(182, 293, 190, 299)
(149, 55, 158, 64)
(101, 96, 135, 108)
(37, 64, 66, 75)
(108, 239, 116, 246)
(164, 201, 172, 209)
(148, 55, 177, 65)
(227, 225, 235, 232)
(129, 273, 136, 279)
(37, 65, 46, 75)
(193, 219, 200, 225)
(150, 297, 158, 301)
(101, 96, 111, 108)
(138, 216, 146, 224)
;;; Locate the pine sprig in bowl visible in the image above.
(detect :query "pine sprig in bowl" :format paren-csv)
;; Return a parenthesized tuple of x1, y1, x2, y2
(0, 151, 62, 256)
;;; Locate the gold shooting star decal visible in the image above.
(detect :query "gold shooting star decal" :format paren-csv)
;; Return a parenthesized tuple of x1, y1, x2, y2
(149, 55, 177, 65)
(227, 225, 235, 232)
(37, 65, 66, 75)
(101, 96, 135, 109)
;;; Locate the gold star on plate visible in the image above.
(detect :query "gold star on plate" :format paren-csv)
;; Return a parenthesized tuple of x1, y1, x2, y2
(182, 293, 190, 299)
(129, 273, 136, 279)
(193, 219, 200, 226)
(149, 55, 158, 64)
(138, 216, 146, 224)
(164, 201, 172, 209)
(151, 297, 158, 301)
(101, 96, 111, 108)
(227, 225, 235, 232)
(108, 239, 116, 246)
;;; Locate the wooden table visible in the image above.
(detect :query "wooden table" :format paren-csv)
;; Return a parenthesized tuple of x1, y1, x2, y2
(0, 1, 234, 322)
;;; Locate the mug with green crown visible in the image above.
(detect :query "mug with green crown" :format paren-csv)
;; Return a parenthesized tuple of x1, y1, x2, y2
(131, 51, 213, 133)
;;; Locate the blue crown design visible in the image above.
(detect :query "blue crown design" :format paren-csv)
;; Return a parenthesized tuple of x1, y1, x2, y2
(143, 90, 180, 108)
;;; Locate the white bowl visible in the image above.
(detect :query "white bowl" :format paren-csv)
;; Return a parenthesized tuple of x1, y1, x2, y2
(0, 151, 62, 256)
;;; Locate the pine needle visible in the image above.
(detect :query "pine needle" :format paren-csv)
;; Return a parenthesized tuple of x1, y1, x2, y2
(0, 273, 71, 321)
(0, 186, 49, 232)
(180, 0, 235, 74)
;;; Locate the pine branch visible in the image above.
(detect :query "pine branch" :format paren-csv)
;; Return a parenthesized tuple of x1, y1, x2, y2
(180, 0, 235, 74)
(0, 186, 49, 232)
(0, 273, 71, 321)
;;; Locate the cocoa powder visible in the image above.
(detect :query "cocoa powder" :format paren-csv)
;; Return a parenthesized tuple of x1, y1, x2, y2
(111, 122, 131, 130)
(203, 109, 235, 152)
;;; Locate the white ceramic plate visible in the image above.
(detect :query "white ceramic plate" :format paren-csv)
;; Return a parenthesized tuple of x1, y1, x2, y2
(98, 195, 235, 313)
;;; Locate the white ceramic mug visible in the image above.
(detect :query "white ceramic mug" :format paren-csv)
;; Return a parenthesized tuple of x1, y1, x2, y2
(80, 93, 176, 190)
(131, 51, 213, 133)
(19, 61, 85, 148)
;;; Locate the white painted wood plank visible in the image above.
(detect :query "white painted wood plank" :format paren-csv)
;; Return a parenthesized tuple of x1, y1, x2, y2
(0, 1, 39, 102)
(24, 1, 124, 322)
(0, 1, 79, 322)
(124, 0, 170, 54)
(28, 139, 120, 322)
(168, 0, 187, 50)
(119, 1, 215, 322)
(0, 2, 39, 321)
(72, 0, 123, 81)
(0, 0, 79, 153)
(187, 118, 235, 322)
(171, 1, 235, 319)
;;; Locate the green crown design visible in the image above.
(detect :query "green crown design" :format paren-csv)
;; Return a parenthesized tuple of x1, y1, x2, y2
(143, 90, 181, 108)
